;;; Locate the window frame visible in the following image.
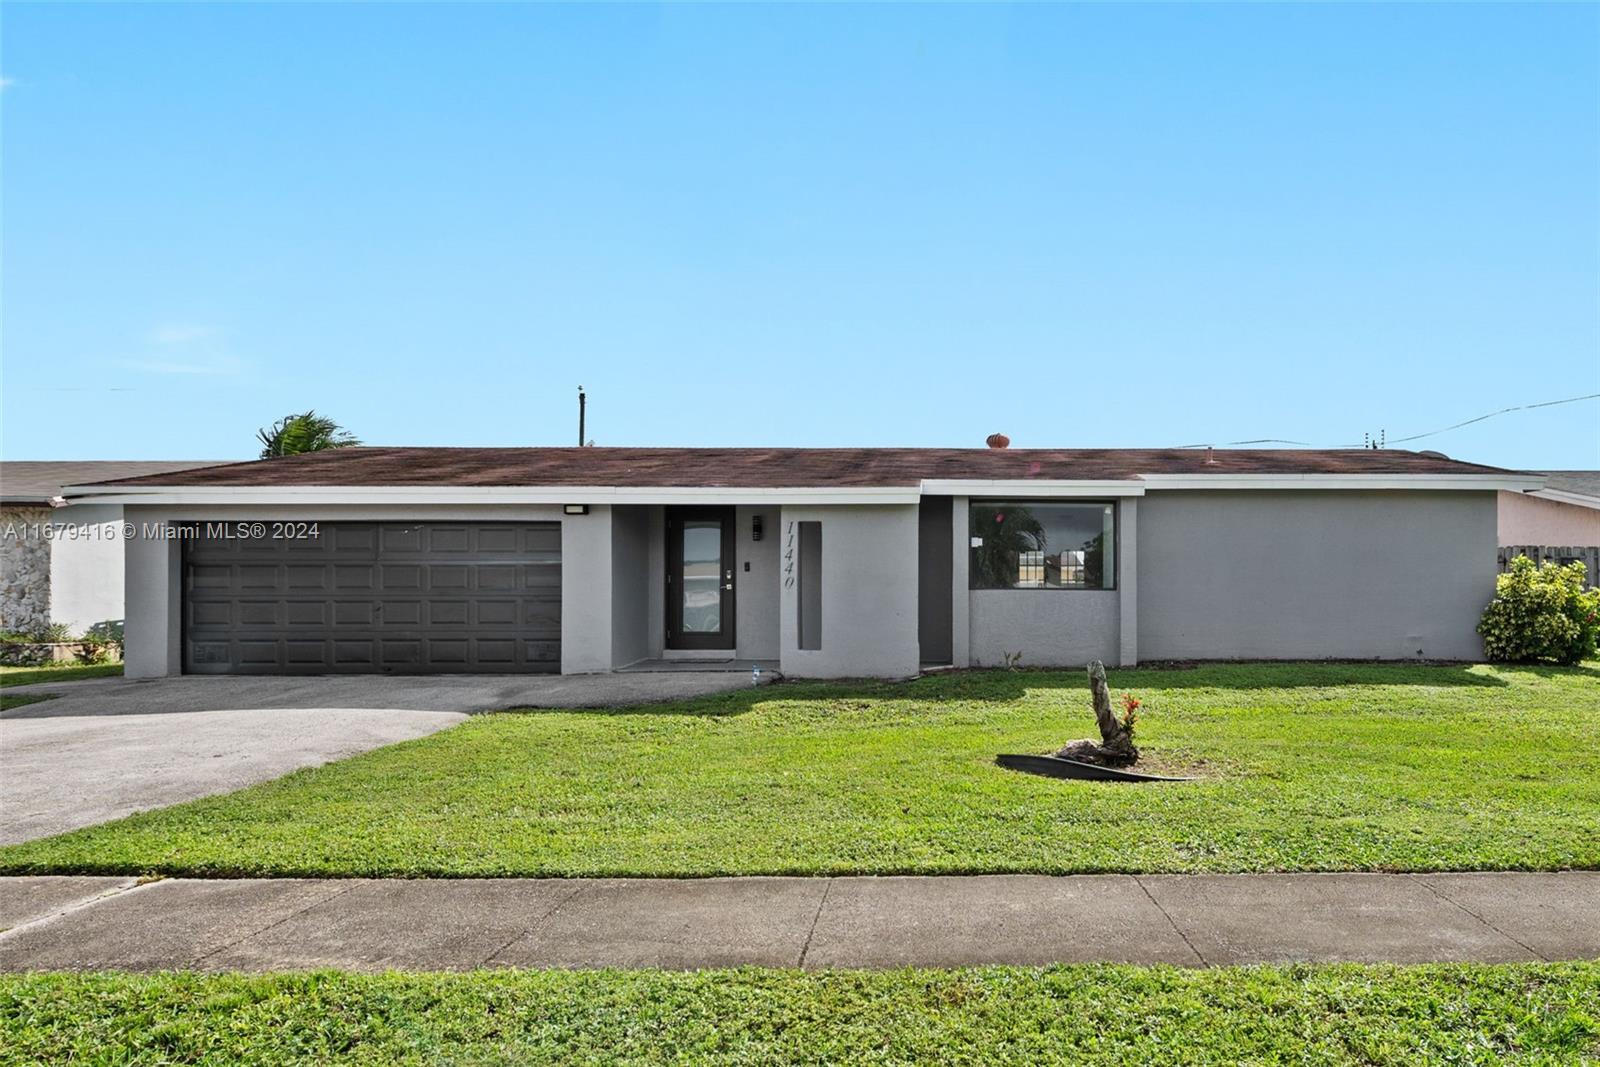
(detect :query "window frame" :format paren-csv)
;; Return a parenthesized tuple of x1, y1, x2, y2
(967, 499, 1119, 592)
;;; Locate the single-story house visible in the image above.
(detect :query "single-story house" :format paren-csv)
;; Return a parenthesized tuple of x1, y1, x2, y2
(1, 461, 223, 636)
(1498, 470, 1600, 547)
(60, 446, 1545, 680)
(1496, 470, 1600, 588)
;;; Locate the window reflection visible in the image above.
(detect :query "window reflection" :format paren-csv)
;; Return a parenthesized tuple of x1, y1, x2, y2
(968, 502, 1115, 590)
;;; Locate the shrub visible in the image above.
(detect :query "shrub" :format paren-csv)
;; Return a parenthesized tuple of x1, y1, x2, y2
(1478, 557, 1600, 666)
(76, 621, 125, 664)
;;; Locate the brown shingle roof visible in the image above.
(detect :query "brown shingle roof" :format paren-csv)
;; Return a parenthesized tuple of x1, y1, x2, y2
(75, 447, 1523, 490)
(1, 460, 233, 504)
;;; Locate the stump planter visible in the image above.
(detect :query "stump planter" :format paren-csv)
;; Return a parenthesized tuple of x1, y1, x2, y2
(995, 753, 1196, 783)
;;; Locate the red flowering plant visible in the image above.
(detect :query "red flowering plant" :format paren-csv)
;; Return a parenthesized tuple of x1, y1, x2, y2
(1118, 692, 1141, 736)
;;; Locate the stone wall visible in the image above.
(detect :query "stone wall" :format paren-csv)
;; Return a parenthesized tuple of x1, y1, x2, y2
(1, 506, 53, 634)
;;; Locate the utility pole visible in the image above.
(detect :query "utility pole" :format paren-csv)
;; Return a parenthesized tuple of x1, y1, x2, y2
(578, 386, 586, 447)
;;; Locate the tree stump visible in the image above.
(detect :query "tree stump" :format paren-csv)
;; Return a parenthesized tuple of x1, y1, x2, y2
(1054, 660, 1139, 766)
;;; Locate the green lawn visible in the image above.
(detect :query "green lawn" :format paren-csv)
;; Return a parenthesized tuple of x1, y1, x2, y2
(1, 964, 1595, 1065)
(0, 661, 122, 711)
(2, 662, 1597, 878)
(0, 662, 122, 687)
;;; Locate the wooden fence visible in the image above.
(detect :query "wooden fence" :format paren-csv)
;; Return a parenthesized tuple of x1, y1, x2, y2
(1498, 545, 1600, 588)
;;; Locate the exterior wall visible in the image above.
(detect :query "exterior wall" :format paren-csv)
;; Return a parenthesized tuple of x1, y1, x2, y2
(1498, 491, 1600, 546)
(735, 505, 780, 660)
(968, 590, 1119, 667)
(112, 488, 1506, 678)
(778, 504, 920, 678)
(560, 505, 614, 673)
(48, 503, 127, 634)
(1, 503, 135, 636)
(0, 506, 53, 633)
(610, 505, 651, 668)
(1118, 498, 1139, 666)
(1137, 490, 1497, 661)
(123, 516, 181, 678)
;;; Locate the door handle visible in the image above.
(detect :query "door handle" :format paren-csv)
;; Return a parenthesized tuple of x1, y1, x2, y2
(723, 583, 733, 590)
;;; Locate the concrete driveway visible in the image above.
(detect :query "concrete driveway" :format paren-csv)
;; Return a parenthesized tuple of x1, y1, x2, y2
(0, 672, 754, 845)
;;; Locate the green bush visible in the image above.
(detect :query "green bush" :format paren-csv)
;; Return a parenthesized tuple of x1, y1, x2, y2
(76, 621, 124, 664)
(1478, 557, 1600, 665)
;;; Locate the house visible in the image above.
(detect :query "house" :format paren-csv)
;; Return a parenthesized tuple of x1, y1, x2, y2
(1496, 470, 1600, 588)
(58, 446, 1542, 680)
(1498, 471, 1600, 546)
(0, 461, 224, 636)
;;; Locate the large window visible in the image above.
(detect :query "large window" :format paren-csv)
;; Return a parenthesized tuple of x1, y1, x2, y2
(969, 501, 1116, 590)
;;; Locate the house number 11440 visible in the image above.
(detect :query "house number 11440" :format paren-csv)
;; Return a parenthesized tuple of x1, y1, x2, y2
(783, 521, 795, 589)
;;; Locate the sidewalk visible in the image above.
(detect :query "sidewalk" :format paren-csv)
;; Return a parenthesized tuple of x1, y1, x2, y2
(2, 872, 1595, 972)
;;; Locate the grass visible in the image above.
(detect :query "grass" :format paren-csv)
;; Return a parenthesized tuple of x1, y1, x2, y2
(1, 964, 1595, 1065)
(0, 662, 122, 687)
(1, 662, 1597, 878)
(0, 661, 121, 710)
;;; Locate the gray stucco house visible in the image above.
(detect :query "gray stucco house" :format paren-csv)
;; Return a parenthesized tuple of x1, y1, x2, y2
(58, 447, 1542, 680)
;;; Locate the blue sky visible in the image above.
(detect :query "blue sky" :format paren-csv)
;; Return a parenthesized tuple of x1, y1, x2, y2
(3, 3, 1597, 467)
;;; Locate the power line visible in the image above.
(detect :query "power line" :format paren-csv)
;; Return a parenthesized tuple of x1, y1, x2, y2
(1172, 392, 1599, 451)
(1170, 437, 1314, 449)
(1380, 392, 1600, 446)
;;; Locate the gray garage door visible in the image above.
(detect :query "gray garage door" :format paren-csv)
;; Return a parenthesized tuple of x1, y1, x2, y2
(184, 522, 561, 674)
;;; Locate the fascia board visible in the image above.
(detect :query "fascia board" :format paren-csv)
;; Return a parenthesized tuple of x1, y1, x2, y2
(919, 480, 1146, 497)
(1138, 473, 1546, 492)
(1528, 488, 1600, 511)
(57, 484, 922, 506)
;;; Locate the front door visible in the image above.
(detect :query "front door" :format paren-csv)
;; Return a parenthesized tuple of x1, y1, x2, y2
(666, 507, 736, 650)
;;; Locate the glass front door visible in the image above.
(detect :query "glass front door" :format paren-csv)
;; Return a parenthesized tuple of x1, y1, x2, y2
(666, 508, 736, 649)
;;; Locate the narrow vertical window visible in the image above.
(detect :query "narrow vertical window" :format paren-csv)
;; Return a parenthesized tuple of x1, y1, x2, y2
(798, 521, 822, 650)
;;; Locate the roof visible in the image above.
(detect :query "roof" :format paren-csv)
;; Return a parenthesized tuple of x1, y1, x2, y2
(1538, 471, 1600, 501)
(76, 446, 1523, 490)
(1, 460, 232, 505)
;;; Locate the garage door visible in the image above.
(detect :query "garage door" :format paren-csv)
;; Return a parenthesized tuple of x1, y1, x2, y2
(184, 522, 561, 674)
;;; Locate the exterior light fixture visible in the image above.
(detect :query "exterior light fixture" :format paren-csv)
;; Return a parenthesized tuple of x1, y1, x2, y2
(563, 504, 589, 516)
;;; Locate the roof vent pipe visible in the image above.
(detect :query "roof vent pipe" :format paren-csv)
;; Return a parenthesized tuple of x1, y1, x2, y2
(1204, 446, 1218, 465)
(985, 433, 1010, 450)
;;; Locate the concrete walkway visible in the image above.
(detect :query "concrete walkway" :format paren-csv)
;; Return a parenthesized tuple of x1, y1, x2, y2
(2, 872, 1594, 972)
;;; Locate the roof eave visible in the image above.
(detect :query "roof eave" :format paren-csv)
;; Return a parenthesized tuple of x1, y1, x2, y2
(59, 471, 1545, 504)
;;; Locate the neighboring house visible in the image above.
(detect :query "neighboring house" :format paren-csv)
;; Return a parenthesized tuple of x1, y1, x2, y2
(1498, 471, 1600, 546)
(0, 461, 226, 635)
(61, 446, 1542, 680)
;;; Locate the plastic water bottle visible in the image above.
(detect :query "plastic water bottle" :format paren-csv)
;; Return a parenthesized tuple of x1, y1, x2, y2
(751, 666, 761, 687)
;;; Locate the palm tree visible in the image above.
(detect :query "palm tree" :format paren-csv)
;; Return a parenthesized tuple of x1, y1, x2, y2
(256, 411, 361, 458)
